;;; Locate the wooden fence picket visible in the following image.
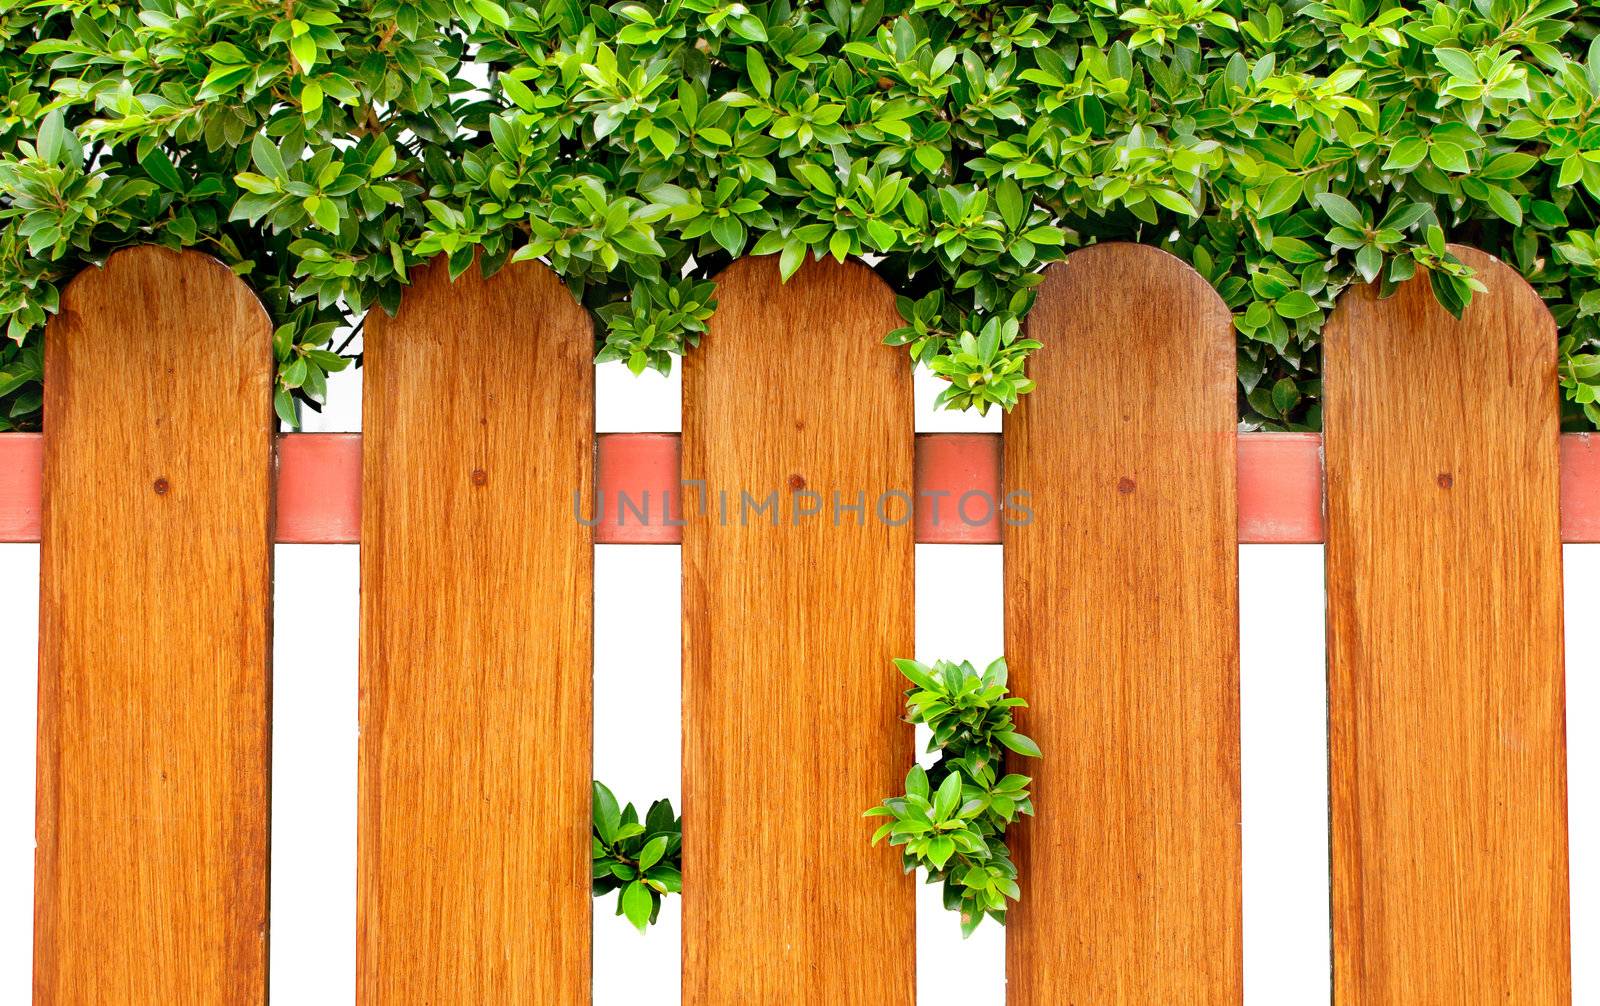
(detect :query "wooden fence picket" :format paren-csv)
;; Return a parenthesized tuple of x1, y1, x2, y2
(1323, 248, 1571, 1000)
(357, 257, 594, 1002)
(681, 256, 916, 1002)
(1003, 243, 1242, 1002)
(34, 247, 275, 1003)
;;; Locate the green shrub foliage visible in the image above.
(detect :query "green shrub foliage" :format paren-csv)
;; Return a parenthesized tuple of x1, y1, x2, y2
(867, 657, 1039, 937)
(3, 0, 1600, 430)
(592, 780, 681, 931)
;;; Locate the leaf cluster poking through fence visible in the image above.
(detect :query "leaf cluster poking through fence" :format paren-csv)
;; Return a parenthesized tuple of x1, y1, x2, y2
(591, 781, 682, 932)
(867, 657, 1039, 937)
(3, 0, 1600, 430)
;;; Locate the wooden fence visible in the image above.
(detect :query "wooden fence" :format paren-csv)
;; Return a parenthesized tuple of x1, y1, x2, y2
(1, 242, 1594, 1002)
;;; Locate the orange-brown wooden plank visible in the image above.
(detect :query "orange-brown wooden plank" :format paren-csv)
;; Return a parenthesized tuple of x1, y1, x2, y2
(35, 247, 274, 1003)
(358, 257, 593, 1002)
(1323, 248, 1570, 1000)
(1004, 243, 1241, 1002)
(682, 256, 915, 1002)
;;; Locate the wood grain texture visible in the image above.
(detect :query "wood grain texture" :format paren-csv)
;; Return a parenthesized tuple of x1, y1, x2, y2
(682, 256, 915, 1003)
(35, 247, 274, 1003)
(1003, 243, 1241, 1003)
(358, 257, 593, 1003)
(1323, 248, 1570, 1001)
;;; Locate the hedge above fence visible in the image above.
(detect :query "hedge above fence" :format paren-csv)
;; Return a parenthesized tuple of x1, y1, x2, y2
(2, 0, 1599, 431)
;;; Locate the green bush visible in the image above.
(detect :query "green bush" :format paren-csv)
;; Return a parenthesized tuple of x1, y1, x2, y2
(592, 780, 682, 931)
(3, 0, 1599, 431)
(866, 657, 1038, 937)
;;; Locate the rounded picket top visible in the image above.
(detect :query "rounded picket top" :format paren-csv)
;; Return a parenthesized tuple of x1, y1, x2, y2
(48, 244, 274, 406)
(1443, 243, 1559, 370)
(1037, 239, 1232, 302)
(704, 251, 904, 358)
(1023, 240, 1236, 412)
(367, 251, 591, 351)
(1323, 244, 1558, 427)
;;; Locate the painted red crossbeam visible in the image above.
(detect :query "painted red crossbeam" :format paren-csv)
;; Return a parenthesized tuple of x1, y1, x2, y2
(1, 430, 1596, 544)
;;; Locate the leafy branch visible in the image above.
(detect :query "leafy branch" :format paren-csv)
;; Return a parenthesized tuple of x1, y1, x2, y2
(866, 657, 1040, 937)
(592, 780, 681, 933)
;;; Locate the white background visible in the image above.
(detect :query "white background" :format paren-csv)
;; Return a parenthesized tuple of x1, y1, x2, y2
(1, 360, 1594, 1002)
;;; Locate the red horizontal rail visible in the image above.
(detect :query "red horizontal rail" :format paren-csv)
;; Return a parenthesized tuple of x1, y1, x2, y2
(277, 431, 362, 544)
(1, 431, 1596, 544)
(0, 431, 40, 544)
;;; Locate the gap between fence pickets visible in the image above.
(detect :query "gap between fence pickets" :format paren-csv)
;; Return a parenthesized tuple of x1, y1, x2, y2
(0, 430, 1596, 544)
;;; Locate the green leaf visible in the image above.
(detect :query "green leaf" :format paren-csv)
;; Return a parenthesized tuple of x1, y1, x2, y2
(251, 134, 287, 179)
(369, 145, 398, 178)
(1271, 377, 1300, 416)
(906, 764, 930, 800)
(621, 880, 654, 932)
(959, 909, 983, 938)
(997, 731, 1041, 758)
(1148, 187, 1197, 217)
(272, 325, 294, 362)
(894, 658, 939, 691)
(1256, 176, 1302, 217)
(709, 215, 745, 255)
(308, 196, 340, 233)
(1432, 47, 1478, 80)
(637, 835, 668, 873)
(914, 145, 944, 175)
(500, 74, 536, 112)
(1355, 243, 1383, 283)
(593, 782, 621, 845)
(235, 172, 278, 195)
(1270, 237, 1322, 264)
(746, 50, 772, 98)
(995, 180, 1024, 232)
(933, 772, 962, 820)
(730, 13, 768, 42)
(35, 110, 65, 165)
(1429, 142, 1469, 173)
(1314, 193, 1365, 231)
(1482, 152, 1537, 180)
(289, 33, 316, 72)
(472, 0, 511, 28)
(197, 62, 252, 99)
(1275, 291, 1319, 319)
(1377, 202, 1431, 232)
(140, 148, 184, 192)
(274, 388, 298, 428)
(778, 241, 806, 280)
(1429, 268, 1470, 318)
(1383, 137, 1428, 171)
(828, 229, 851, 262)
(1482, 186, 1522, 226)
